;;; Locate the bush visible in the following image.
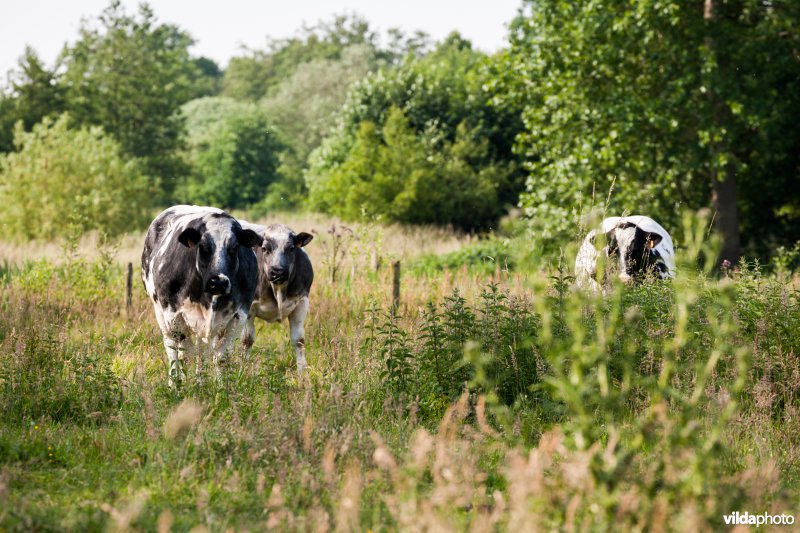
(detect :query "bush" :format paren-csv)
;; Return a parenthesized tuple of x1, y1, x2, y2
(308, 107, 515, 230)
(0, 115, 150, 240)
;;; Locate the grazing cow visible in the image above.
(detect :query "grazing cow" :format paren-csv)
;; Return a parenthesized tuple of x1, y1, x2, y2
(238, 221, 314, 371)
(142, 205, 263, 386)
(575, 215, 675, 290)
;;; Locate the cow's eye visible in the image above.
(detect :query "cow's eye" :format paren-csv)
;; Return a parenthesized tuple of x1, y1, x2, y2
(287, 244, 296, 253)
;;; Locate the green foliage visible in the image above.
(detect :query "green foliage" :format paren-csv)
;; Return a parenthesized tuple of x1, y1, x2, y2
(180, 96, 284, 208)
(187, 56, 223, 99)
(60, 1, 198, 196)
(179, 111, 283, 209)
(0, 47, 66, 153)
(260, 45, 376, 205)
(309, 106, 516, 230)
(501, 0, 800, 255)
(222, 14, 383, 101)
(307, 35, 524, 230)
(0, 328, 122, 424)
(409, 238, 516, 275)
(0, 114, 149, 240)
(369, 285, 542, 419)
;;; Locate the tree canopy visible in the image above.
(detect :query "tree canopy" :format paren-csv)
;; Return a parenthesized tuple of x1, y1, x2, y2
(59, 1, 198, 197)
(498, 0, 800, 259)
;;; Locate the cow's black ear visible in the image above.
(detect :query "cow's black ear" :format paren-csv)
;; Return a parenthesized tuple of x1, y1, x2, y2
(293, 232, 313, 248)
(237, 228, 263, 248)
(178, 227, 202, 248)
(647, 232, 663, 249)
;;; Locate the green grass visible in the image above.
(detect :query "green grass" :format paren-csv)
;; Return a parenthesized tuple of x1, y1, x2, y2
(1, 222, 799, 530)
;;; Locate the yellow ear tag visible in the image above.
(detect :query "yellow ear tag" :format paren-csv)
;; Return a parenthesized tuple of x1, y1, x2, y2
(647, 238, 655, 250)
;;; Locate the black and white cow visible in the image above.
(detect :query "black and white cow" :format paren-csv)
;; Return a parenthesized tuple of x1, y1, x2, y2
(142, 205, 263, 386)
(575, 215, 675, 291)
(238, 221, 314, 371)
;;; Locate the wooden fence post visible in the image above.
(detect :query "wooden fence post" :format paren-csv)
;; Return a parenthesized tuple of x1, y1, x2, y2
(126, 262, 133, 313)
(391, 260, 401, 312)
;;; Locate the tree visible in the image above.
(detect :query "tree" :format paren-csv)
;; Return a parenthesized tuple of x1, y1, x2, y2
(178, 109, 283, 210)
(0, 47, 66, 153)
(308, 106, 513, 231)
(306, 34, 525, 229)
(260, 44, 376, 204)
(0, 115, 149, 240)
(60, 1, 198, 198)
(222, 14, 386, 102)
(503, 0, 800, 261)
(188, 56, 223, 99)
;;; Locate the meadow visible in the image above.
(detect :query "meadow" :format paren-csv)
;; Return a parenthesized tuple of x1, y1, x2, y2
(1, 211, 799, 531)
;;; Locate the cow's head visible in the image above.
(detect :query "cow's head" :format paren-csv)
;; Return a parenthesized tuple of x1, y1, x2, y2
(606, 222, 665, 283)
(178, 213, 263, 295)
(260, 224, 313, 285)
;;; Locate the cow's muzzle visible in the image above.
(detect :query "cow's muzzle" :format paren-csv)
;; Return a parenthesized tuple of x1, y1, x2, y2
(268, 268, 288, 284)
(206, 274, 231, 295)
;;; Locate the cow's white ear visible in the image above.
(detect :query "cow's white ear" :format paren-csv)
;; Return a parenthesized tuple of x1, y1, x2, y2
(647, 232, 663, 249)
(237, 228, 263, 248)
(178, 227, 202, 248)
(294, 232, 313, 248)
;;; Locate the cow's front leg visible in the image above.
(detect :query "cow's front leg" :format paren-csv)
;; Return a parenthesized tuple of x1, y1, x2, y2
(288, 296, 309, 371)
(163, 331, 191, 389)
(242, 314, 256, 358)
(212, 313, 247, 380)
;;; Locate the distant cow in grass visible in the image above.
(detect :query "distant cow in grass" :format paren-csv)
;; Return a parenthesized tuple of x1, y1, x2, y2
(575, 215, 676, 291)
(238, 221, 314, 371)
(142, 205, 263, 386)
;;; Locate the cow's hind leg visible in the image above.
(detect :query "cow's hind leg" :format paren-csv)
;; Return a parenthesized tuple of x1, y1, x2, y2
(288, 297, 309, 371)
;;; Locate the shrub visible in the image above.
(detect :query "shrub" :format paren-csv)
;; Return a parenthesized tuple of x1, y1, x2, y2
(308, 107, 514, 230)
(0, 114, 150, 240)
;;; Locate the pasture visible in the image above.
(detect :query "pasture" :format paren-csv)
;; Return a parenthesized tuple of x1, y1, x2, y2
(1, 211, 799, 531)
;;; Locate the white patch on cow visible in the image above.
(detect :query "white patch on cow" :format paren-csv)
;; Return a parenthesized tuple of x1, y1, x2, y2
(153, 205, 226, 264)
(143, 264, 156, 300)
(575, 229, 602, 291)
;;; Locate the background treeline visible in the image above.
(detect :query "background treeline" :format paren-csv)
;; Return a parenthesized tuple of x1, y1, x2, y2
(0, 0, 798, 260)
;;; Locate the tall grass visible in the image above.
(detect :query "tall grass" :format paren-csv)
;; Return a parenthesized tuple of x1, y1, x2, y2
(0, 213, 798, 530)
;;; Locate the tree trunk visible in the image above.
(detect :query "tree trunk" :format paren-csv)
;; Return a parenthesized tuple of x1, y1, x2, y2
(712, 169, 741, 264)
(705, 0, 742, 265)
